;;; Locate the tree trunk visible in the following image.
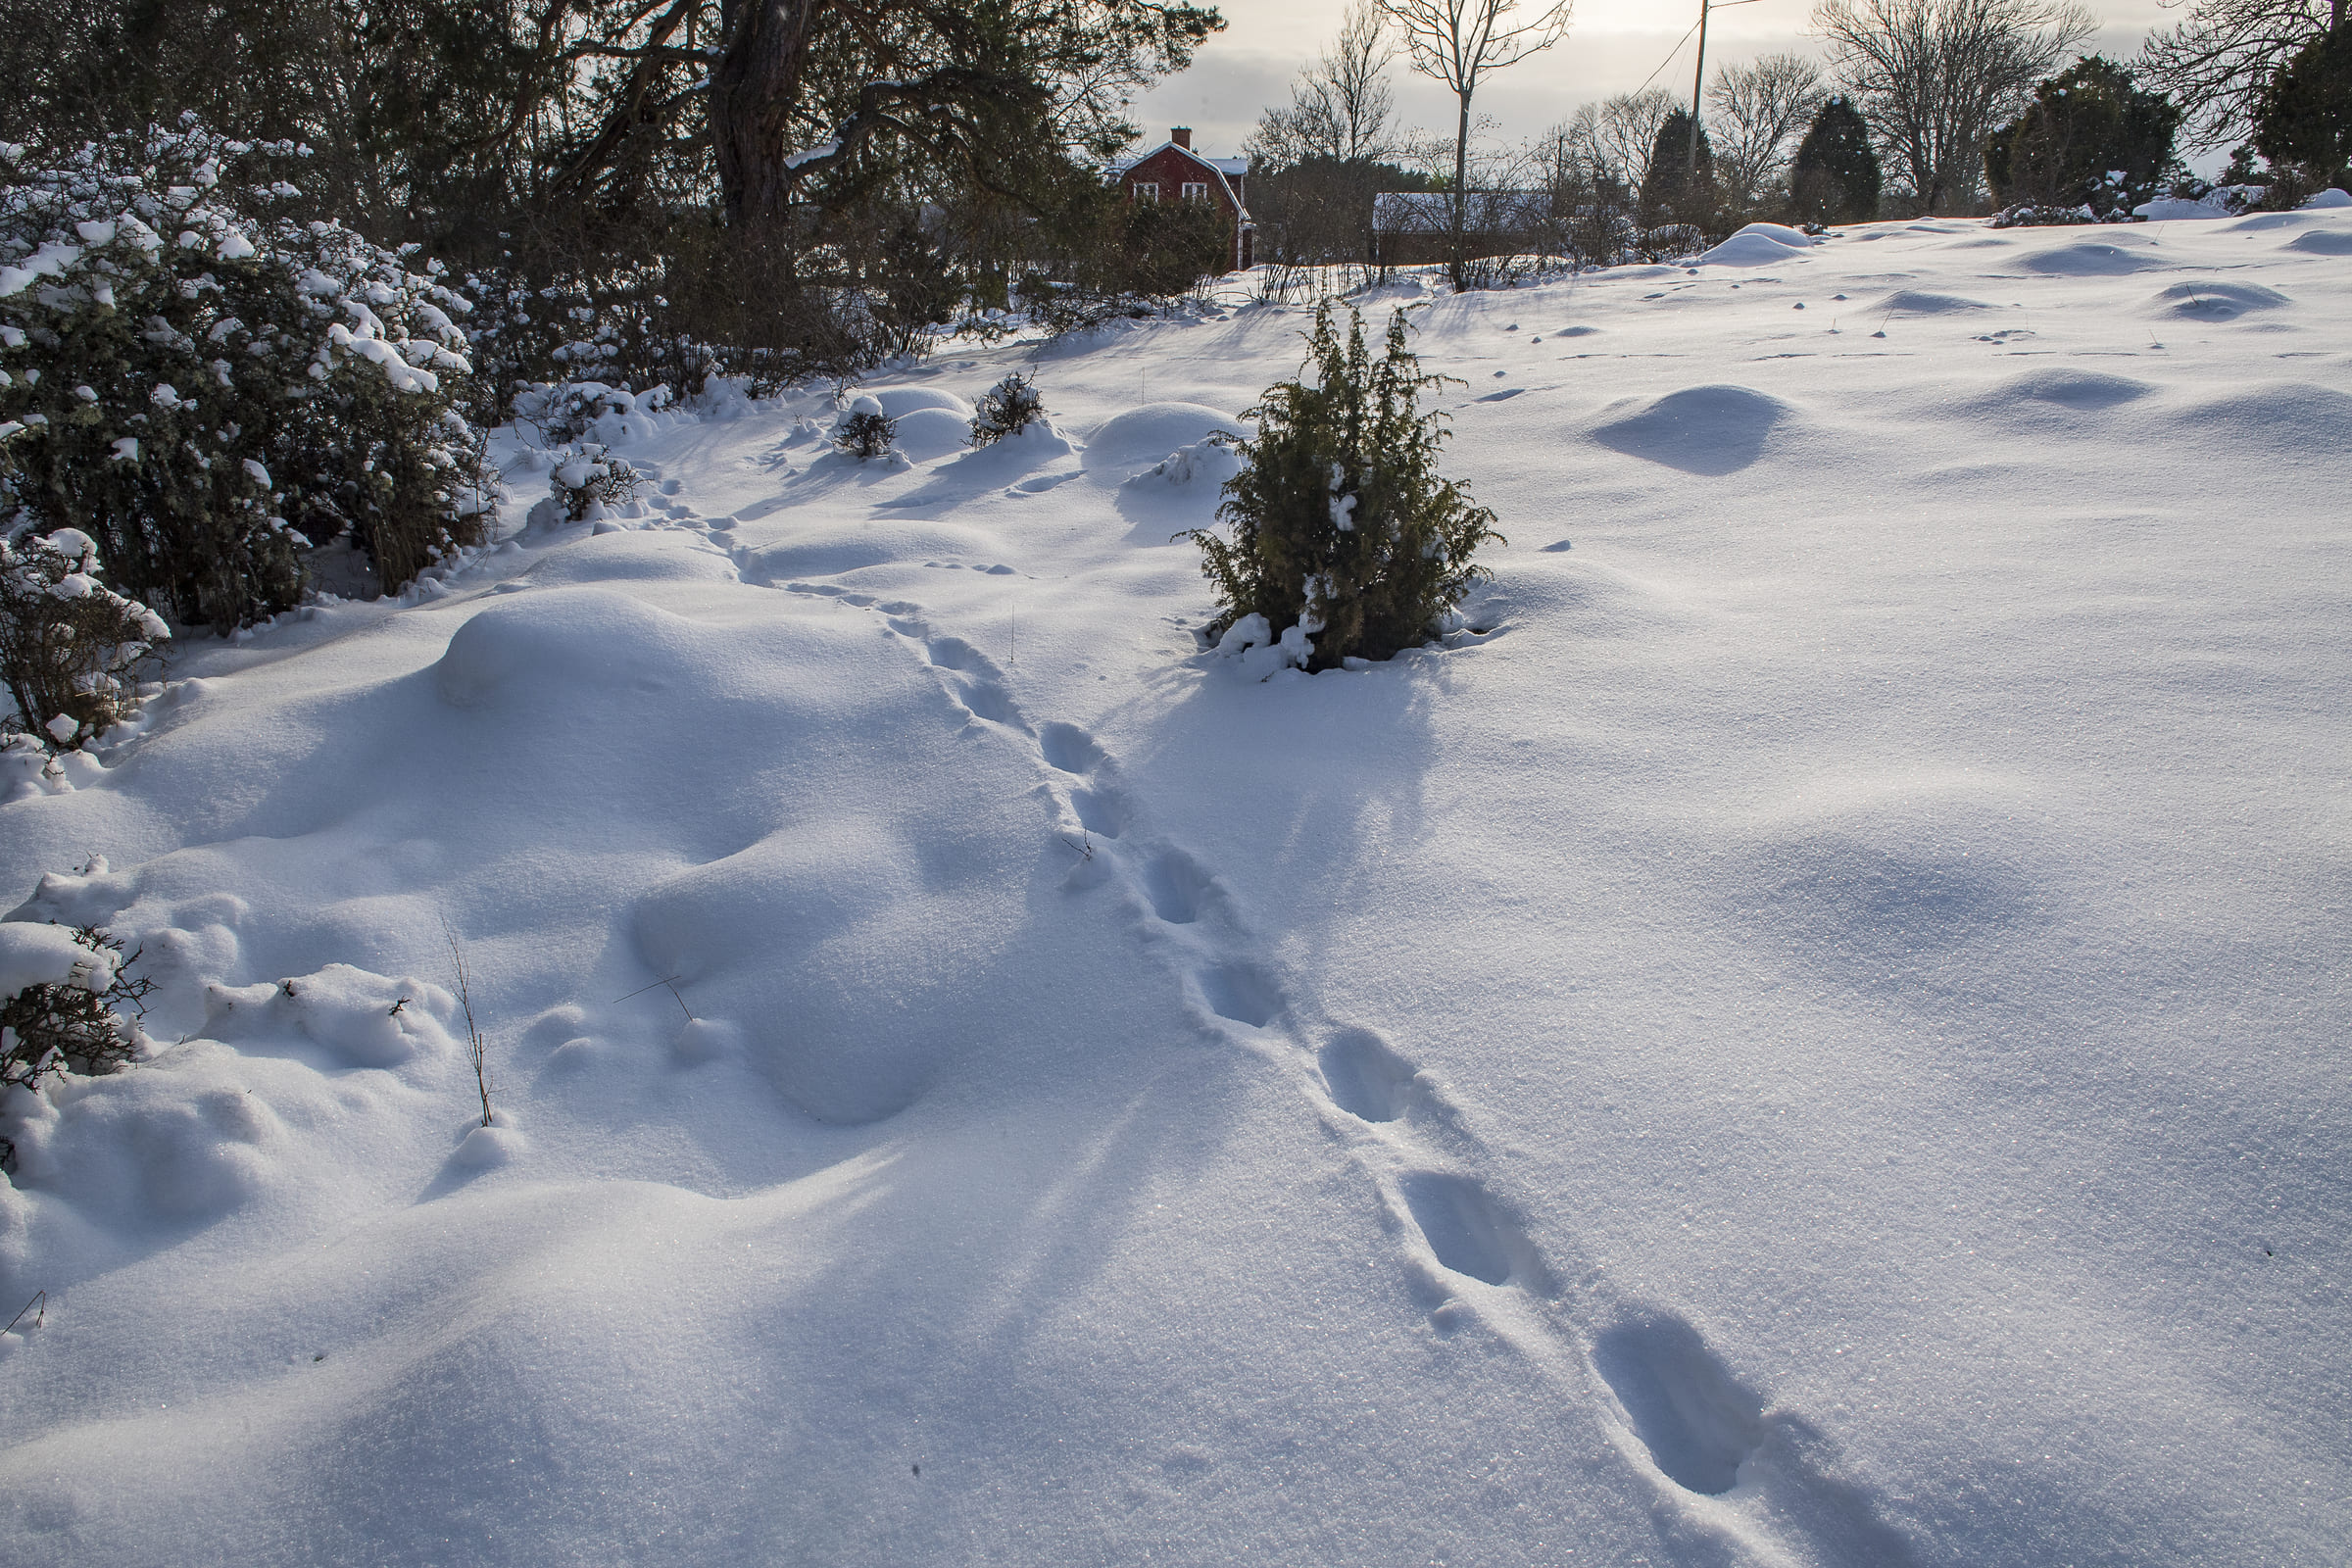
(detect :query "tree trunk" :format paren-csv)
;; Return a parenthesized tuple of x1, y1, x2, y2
(1451, 87, 1471, 289)
(711, 0, 830, 225)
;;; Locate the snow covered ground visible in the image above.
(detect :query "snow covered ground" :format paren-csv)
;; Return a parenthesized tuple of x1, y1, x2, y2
(2, 209, 2347, 1566)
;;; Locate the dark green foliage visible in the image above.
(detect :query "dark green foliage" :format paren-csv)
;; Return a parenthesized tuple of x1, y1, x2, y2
(1985, 57, 2183, 219)
(0, 529, 168, 752)
(1, 925, 148, 1095)
(1641, 110, 1719, 223)
(1791, 95, 1882, 223)
(836, 404, 898, 460)
(0, 125, 493, 628)
(970, 373, 1045, 446)
(1188, 304, 1501, 670)
(1102, 194, 1235, 297)
(2256, 25, 2352, 188)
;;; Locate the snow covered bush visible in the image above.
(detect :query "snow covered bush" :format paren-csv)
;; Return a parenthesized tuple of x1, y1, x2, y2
(1, 923, 148, 1098)
(0, 121, 494, 629)
(969, 372, 1045, 446)
(835, 396, 897, 460)
(1188, 303, 1501, 672)
(0, 528, 168, 752)
(513, 379, 671, 448)
(548, 443, 640, 521)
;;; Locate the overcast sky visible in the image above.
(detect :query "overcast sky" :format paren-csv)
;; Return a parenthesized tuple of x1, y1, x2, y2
(1131, 0, 2184, 162)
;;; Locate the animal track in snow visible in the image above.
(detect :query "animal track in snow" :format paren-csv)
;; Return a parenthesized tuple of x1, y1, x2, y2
(1039, 722, 1104, 775)
(736, 571, 1917, 1568)
(1068, 788, 1122, 840)
(1592, 1313, 1768, 1495)
(1193, 960, 1284, 1028)
(1318, 1028, 1417, 1122)
(1397, 1170, 1523, 1287)
(1140, 850, 1211, 924)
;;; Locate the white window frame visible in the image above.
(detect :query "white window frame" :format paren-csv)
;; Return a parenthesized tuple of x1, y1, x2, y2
(1132, 181, 1158, 201)
(1181, 181, 1209, 201)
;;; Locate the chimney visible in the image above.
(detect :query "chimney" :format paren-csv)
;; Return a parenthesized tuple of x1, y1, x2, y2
(1171, 126, 1193, 150)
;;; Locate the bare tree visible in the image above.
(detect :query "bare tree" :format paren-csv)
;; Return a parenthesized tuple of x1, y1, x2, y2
(1707, 53, 1827, 208)
(1551, 88, 1678, 189)
(1384, 0, 1575, 283)
(1250, 1, 1403, 168)
(1813, 0, 2095, 214)
(2140, 0, 2347, 151)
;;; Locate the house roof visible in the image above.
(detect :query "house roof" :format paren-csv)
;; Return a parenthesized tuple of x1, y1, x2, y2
(1109, 141, 1251, 220)
(1111, 143, 1248, 181)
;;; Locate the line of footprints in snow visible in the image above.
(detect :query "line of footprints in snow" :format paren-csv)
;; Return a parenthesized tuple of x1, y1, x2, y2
(574, 462, 1911, 1564)
(765, 572, 1919, 1568)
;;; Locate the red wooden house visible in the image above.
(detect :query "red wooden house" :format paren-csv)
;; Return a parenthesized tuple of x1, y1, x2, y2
(1110, 127, 1255, 272)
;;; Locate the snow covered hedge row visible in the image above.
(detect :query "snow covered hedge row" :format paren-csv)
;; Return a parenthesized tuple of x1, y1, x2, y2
(0, 120, 494, 630)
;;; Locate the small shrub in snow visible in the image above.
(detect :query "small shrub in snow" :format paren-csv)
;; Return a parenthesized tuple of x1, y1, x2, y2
(1, 923, 148, 1098)
(835, 395, 898, 460)
(1188, 303, 1501, 671)
(548, 444, 641, 521)
(969, 373, 1045, 446)
(0, 527, 169, 752)
(0, 121, 495, 628)
(513, 379, 672, 448)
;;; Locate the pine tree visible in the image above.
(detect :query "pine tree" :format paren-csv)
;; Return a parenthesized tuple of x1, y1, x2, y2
(1791, 95, 1882, 223)
(1640, 109, 1717, 223)
(1188, 303, 1502, 670)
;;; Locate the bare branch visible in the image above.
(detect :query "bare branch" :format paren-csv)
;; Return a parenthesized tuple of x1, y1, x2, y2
(1813, 0, 2095, 213)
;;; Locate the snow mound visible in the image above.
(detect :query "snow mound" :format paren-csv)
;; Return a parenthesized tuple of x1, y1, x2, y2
(2287, 229, 2352, 255)
(1124, 434, 1243, 498)
(868, 387, 973, 420)
(630, 818, 977, 1123)
(1588, 385, 1792, 475)
(2135, 195, 2236, 220)
(2147, 279, 2291, 318)
(1989, 368, 2156, 410)
(202, 964, 457, 1069)
(887, 406, 974, 463)
(1694, 223, 1817, 267)
(2167, 381, 2352, 461)
(2301, 187, 2352, 209)
(434, 589, 700, 710)
(2016, 238, 2168, 274)
(26, 1040, 292, 1219)
(1081, 402, 1246, 480)
(525, 530, 740, 587)
(1875, 289, 1996, 314)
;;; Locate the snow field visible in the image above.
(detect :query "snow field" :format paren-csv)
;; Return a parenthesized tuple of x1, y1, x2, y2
(1, 210, 2348, 1565)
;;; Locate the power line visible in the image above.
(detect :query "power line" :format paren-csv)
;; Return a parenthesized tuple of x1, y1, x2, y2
(1635, 17, 1705, 95)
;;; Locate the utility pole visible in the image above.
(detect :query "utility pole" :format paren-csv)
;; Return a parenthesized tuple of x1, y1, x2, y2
(1686, 0, 1761, 175)
(1689, 0, 1710, 173)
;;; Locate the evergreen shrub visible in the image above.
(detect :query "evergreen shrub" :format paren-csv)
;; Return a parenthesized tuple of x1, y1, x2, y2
(0, 120, 495, 629)
(969, 373, 1045, 446)
(835, 395, 897, 459)
(1188, 303, 1501, 671)
(1984, 57, 2182, 221)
